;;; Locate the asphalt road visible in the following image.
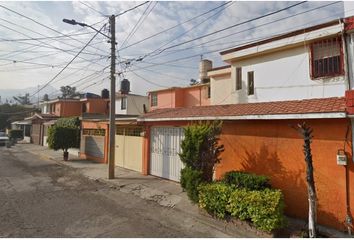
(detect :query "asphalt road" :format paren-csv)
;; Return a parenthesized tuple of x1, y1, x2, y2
(0, 146, 230, 237)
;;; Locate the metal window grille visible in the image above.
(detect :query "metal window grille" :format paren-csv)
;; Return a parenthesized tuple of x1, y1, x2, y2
(82, 128, 105, 136)
(151, 93, 158, 107)
(121, 97, 127, 110)
(247, 71, 254, 95)
(236, 67, 242, 90)
(311, 37, 343, 78)
(116, 127, 143, 136)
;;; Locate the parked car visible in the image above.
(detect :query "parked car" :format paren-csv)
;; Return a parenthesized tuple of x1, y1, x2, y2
(0, 132, 9, 146)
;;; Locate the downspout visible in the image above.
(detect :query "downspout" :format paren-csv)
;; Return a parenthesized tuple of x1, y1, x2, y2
(344, 122, 353, 235)
(341, 18, 351, 90)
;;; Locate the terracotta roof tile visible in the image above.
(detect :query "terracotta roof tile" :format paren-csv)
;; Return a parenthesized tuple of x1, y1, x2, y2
(140, 97, 346, 120)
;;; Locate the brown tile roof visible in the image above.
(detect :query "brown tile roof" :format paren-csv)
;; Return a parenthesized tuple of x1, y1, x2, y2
(140, 97, 346, 120)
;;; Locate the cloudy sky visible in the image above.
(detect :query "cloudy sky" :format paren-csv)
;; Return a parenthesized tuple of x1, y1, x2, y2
(0, 1, 348, 99)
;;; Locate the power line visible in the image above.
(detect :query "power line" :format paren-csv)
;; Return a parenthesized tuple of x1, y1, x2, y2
(0, 22, 108, 67)
(140, 1, 307, 60)
(79, 1, 107, 17)
(0, 31, 95, 42)
(118, 1, 231, 51)
(29, 24, 106, 98)
(120, 2, 153, 49)
(115, 1, 150, 17)
(129, 70, 169, 88)
(145, 1, 234, 59)
(0, 4, 108, 55)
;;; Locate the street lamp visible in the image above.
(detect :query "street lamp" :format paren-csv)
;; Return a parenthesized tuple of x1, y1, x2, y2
(63, 16, 116, 179)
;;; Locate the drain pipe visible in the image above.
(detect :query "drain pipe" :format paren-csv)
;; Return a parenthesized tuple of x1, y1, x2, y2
(344, 123, 353, 235)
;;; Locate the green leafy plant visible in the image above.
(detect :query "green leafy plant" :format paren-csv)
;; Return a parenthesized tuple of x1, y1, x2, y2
(180, 166, 203, 203)
(47, 117, 80, 161)
(227, 188, 285, 232)
(222, 171, 271, 190)
(179, 121, 224, 203)
(198, 182, 232, 219)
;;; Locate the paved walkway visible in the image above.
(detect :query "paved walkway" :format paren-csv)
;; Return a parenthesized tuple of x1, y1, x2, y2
(11, 143, 261, 238)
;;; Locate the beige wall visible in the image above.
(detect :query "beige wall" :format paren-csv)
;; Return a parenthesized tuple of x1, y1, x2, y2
(211, 45, 347, 105)
(115, 135, 143, 172)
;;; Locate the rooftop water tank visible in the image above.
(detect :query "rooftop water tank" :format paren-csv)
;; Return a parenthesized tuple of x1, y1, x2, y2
(120, 79, 130, 94)
(199, 59, 212, 83)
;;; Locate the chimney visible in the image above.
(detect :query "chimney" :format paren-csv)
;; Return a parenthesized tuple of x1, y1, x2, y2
(199, 59, 212, 84)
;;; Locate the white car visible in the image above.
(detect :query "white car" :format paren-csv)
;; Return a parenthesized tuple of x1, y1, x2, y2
(0, 132, 9, 146)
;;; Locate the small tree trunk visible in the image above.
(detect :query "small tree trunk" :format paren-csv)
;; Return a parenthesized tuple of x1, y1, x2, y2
(298, 123, 317, 238)
(63, 150, 69, 161)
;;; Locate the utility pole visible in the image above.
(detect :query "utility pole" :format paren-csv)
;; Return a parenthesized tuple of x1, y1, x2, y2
(108, 15, 116, 179)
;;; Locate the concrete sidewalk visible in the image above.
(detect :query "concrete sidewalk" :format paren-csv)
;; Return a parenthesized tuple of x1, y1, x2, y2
(12, 143, 261, 238)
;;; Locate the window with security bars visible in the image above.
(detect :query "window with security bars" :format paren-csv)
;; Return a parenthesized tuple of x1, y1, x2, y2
(121, 97, 127, 110)
(151, 93, 158, 107)
(311, 37, 344, 78)
(116, 127, 143, 136)
(248, 71, 254, 95)
(236, 67, 242, 90)
(83, 129, 105, 136)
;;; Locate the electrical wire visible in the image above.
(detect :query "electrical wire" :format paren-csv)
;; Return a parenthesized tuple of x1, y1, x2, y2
(115, 1, 150, 17)
(139, 1, 308, 60)
(79, 1, 107, 17)
(118, 1, 231, 51)
(29, 24, 106, 98)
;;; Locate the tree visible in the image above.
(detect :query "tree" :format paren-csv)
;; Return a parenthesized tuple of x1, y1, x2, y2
(47, 117, 80, 161)
(42, 94, 49, 101)
(13, 93, 31, 105)
(60, 86, 79, 99)
(296, 122, 317, 238)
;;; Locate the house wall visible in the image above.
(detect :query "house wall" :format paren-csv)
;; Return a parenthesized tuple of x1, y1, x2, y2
(80, 121, 109, 163)
(216, 118, 354, 231)
(115, 97, 128, 115)
(211, 45, 348, 105)
(86, 99, 108, 114)
(127, 95, 149, 115)
(150, 90, 177, 111)
(183, 86, 210, 107)
(59, 101, 82, 117)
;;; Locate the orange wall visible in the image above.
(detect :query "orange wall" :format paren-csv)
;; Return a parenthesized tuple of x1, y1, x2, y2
(149, 86, 210, 111)
(142, 118, 354, 231)
(60, 101, 82, 117)
(86, 99, 109, 114)
(80, 121, 109, 163)
(217, 119, 354, 231)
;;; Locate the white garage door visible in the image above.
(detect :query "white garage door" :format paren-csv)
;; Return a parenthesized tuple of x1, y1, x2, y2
(150, 127, 184, 182)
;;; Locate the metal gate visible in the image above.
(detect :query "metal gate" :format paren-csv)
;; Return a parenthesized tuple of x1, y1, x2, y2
(83, 136, 104, 159)
(150, 127, 184, 182)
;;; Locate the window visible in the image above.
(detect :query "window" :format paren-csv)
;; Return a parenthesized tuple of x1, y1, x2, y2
(248, 71, 254, 95)
(121, 97, 127, 110)
(207, 86, 211, 98)
(236, 67, 242, 90)
(151, 93, 158, 107)
(311, 37, 343, 78)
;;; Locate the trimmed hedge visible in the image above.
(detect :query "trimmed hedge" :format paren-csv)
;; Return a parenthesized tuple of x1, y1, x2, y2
(198, 182, 285, 232)
(198, 183, 232, 219)
(228, 188, 285, 232)
(222, 171, 271, 190)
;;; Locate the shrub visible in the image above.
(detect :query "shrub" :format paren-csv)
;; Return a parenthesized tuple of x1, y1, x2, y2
(198, 182, 232, 219)
(222, 171, 271, 190)
(227, 188, 285, 232)
(180, 166, 203, 203)
(8, 129, 23, 139)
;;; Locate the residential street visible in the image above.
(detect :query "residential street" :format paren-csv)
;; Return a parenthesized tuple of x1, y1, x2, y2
(0, 144, 249, 238)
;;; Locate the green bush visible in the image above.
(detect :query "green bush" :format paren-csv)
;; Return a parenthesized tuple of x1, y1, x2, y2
(8, 129, 23, 139)
(222, 171, 271, 190)
(47, 126, 79, 151)
(227, 188, 285, 232)
(55, 117, 80, 128)
(198, 182, 232, 219)
(180, 166, 203, 203)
